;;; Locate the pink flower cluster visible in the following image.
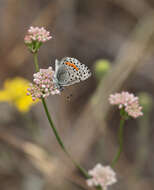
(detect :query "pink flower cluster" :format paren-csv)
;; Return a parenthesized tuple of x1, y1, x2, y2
(109, 91, 143, 118)
(24, 26, 52, 44)
(27, 67, 60, 101)
(86, 164, 117, 190)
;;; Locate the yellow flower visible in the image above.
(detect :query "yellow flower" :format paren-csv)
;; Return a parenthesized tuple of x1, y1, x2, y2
(0, 77, 39, 113)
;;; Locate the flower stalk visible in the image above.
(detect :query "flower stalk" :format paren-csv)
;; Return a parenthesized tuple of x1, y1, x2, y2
(33, 52, 90, 179)
(111, 116, 126, 168)
(96, 186, 102, 190)
(34, 53, 39, 72)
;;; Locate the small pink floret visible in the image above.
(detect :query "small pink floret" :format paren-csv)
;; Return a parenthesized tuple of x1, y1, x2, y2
(27, 67, 60, 100)
(86, 164, 117, 189)
(109, 91, 143, 118)
(24, 26, 52, 44)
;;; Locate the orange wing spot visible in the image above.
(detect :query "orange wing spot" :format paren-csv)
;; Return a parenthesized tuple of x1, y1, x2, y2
(65, 62, 79, 71)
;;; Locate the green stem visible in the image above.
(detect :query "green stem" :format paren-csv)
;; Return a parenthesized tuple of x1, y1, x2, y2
(34, 52, 39, 72)
(42, 97, 89, 178)
(41, 97, 65, 150)
(33, 52, 90, 179)
(111, 117, 125, 168)
(96, 186, 103, 190)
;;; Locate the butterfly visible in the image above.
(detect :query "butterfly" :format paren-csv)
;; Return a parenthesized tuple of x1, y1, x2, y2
(53, 57, 91, 91)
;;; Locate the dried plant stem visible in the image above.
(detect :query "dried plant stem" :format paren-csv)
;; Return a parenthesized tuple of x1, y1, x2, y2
(33, 52, 90, 179)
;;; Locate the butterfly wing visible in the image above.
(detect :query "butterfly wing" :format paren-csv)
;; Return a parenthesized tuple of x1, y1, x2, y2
(60, 57, 91, 81)
(54, 57, 91, 88)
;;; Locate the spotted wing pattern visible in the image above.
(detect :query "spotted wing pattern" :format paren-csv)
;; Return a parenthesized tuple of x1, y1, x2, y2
(54, 57, 91, 89)
(60, 57, 91, 82)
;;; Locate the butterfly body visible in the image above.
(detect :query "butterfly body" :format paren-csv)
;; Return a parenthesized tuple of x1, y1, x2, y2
(53, 57, 91, 91)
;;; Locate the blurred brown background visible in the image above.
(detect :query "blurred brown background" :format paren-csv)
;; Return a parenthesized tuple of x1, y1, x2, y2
(0, 0, 154, 189)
